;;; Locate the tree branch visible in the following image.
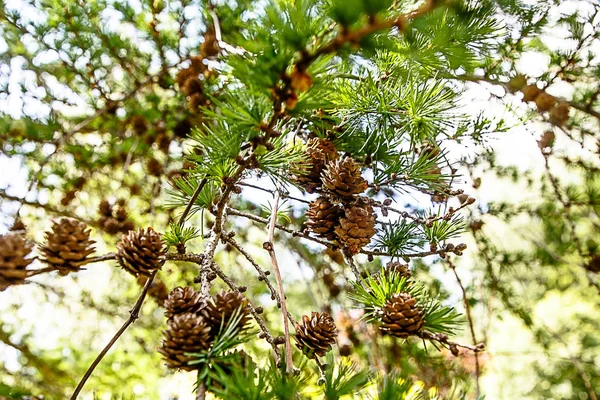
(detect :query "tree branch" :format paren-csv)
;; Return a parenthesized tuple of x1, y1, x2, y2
(263, 186, 294, 373)
(70, 271, 157, 399)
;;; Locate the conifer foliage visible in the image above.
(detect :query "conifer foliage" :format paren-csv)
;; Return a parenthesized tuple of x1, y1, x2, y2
(1, 0, 598, 398)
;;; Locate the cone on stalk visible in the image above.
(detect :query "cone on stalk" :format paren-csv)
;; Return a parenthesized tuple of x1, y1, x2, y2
(0, 233, 35, 291)
(164, 286, 206, 319)
(158, 312, 213, 370)
(294, 311, 337, 358)
(305, 197, 342, 240)
(334, 198, 376, 255)
(294, 137, 339, 193)
(116, 227, 165, 277)
(321, 157, 368, 199)
(202, 290, 252, 334)
(39, 218, 95, 276)
(379, 293, 425, 338)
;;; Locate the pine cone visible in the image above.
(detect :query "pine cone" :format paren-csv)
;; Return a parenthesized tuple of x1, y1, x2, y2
(0, 234, 34, 291)
(116, 228, 165, 277)
(549, 103, 570, 126)
(294, 312, 337, 358)
(40, 218, 95, 276)
(158, 313, 213, 370)
(137, 276, 169, 306)
(305, 197, 342, 240)
(322, 157, 368, 198)
(164, 286, 206, 319)
(379, 293, 425, 338)
(146, 158, 163, 176)
(202, 290, 251, 334)
(334, 199, 376, 255)
(521, 84, 541, 102)
(585, 254, 600, 274)
(373, 262, 411, 282)
(535, 92, 557, 112)
(294, 137, 338, 193)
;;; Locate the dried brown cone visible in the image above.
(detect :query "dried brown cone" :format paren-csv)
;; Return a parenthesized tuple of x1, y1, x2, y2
(549, 103, 570, 126)
(202, 290, 251, 334)
(521, 84, 541, 102)
(182, 76, 203, 96)
(0, 234, 35, 291)
(39, 218, 95, 276)
(146, 157, 163, 177)
(130, 115, 148, 135)
(294, 311, 337, 358)
(116, 228, 165, 277)
(164, 286, 206, 319)
(294, 137, 339, 193)
(585, 254, 600, 274)
(158, 312, 213, 371)
(137, 275, 169, 306)
(200, 26, 220, 58)
(322, 157, 368, 199)
(176, 67, 196, 88)
(334, 198, 376, 255)
(382, 262, 411, 280)
(535, 92, 557, 112)
(379, 292, 425, 338)
(10, 219, 26, 232)
(305, 197, 343, 240)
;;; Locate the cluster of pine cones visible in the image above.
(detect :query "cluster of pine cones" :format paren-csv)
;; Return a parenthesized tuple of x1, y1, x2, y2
(510, 75, 571, 127)
(98, 199, 135, 235)
(0, 218, 96, 291)
(158, 287, 251, 370)
(297, 137, 376, 255)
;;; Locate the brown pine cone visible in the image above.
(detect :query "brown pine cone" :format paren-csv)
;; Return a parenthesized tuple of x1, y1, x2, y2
(294, 137, 339, 193)
(322, 157, 368, 199)
(549, 103, 570, 126)
(521, 84, 541, 102)
(164, 286, 206, 319)
(176, 67, 196, 88)
(305, 197, 342, 240)
(507, 74, 527, 92)
(137, 275, 170, 306)
(130, 115, 148, 135)
(374, 262, 411, 282)
(202, 290, 251, 334)
(10, 219, 26, 232)
(146, 158, 163, 177)
(538, 131, 555, 150)
(585, 254, 600, 274)
(158, 313, 213, 370)
(99, 200, 113, 217)
(334, 198, 376, 255)
(294, 312, 337, 358)
(200, 26, 220, 58)
(535, 92, 557, 112)
(116, 228, 165, 277)
(379, 293, 425, 338)
(39, 219, 95, 276)
(182, 76, 203, 96)
(0, 233, 34, 291)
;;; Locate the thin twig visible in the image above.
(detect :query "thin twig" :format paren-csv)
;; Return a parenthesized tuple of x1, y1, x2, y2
(178, 178, 208, 226)
(70, 271, 157, 399)
(448, 259, 481, 398)
(419, 331, 485, 353)
(264, 185, 294, 374)
(197, 379, 207, 400)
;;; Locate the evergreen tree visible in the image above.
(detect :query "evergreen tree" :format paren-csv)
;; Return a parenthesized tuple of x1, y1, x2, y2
(0, 0, 597, 399)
